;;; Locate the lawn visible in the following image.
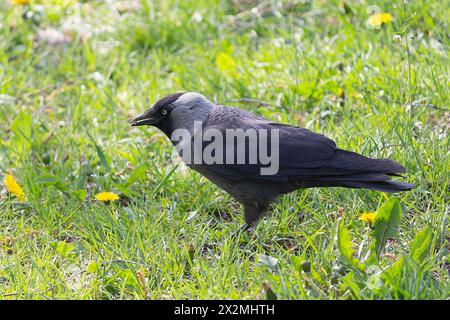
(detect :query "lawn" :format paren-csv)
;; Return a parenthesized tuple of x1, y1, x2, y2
(0, 0, 448, 299)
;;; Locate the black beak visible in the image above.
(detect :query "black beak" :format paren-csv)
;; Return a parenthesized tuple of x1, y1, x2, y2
(130, 109, 159, 127)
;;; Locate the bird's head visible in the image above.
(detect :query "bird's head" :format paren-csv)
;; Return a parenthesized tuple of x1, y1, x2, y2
(130, 92, 214, 135)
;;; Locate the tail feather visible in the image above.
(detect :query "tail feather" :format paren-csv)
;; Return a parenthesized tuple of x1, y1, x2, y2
(338, 180, 414, 193)
(313, 149, 414, 192)
(330, 149, 407, 176)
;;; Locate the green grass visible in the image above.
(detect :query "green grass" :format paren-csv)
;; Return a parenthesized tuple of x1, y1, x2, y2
(0, 0, 448, 299)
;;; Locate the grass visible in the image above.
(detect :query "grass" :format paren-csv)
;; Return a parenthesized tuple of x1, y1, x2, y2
(0, 0, 448, 299)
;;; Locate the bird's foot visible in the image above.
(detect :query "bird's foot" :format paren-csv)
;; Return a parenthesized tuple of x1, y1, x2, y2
(240, 223, 251, 232)
(232, 223, 255, 240)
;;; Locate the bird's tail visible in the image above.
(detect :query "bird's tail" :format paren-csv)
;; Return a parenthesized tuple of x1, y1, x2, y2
(337, 180, 414, 193)
(316, 149, 415, 192)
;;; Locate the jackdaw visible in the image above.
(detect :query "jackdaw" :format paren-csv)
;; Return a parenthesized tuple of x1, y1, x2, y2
(131, 92, 414, 226)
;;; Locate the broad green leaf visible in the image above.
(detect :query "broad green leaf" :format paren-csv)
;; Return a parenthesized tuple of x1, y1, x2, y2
(125, 163, 149, 185)
(409, 226, 433, 264)
(11, 111, 32, 141)
(112, 183, 140, 197)
(383, 255, 405, 282)
(72, 189, 87, 201)
(336, 219, 362, 269)
(340, 271, 363, 299)
(370, 197, 402, 258)
(75, 160, 93, 190)
(10, 111, 32, 158)
(116, 269, 139, 289)
(86, 131, 110, 172)
(367, 273, 383, 290)
(290, 256, 302, 272)
(52, 241, 75, 260)
(94, 143, 110, 172)
(83, 40, 96, 70)
(86, 262, 100, 273)
(292, 258, 312, 273)
(258, 254, 279, 270)
(37, 174, 67, 192)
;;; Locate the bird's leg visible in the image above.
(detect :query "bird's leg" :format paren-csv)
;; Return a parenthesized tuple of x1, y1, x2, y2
(231, 203, 268, 239)
(231, 223, 251, 239)
(239, 223, 251, 232)
(244, 202, 267, 226)
(239, 222, 252, 235)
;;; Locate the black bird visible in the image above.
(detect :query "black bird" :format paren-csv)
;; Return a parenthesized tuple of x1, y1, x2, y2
(131, 92, 413, 227)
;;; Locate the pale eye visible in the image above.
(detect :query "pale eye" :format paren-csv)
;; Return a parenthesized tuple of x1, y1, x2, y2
(161, 109, 168, 116)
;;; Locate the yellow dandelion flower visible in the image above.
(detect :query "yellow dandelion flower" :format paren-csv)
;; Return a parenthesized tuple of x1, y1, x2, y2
(3, 174, 26, 202)
(95, 192, 120, 202)
(11, 0, 31, 5)
(359, 212, 377, 224)
(367, 13, 394, 28)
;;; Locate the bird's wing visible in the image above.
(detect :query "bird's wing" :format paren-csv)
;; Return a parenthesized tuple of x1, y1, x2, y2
(199, 106, 340, 182)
